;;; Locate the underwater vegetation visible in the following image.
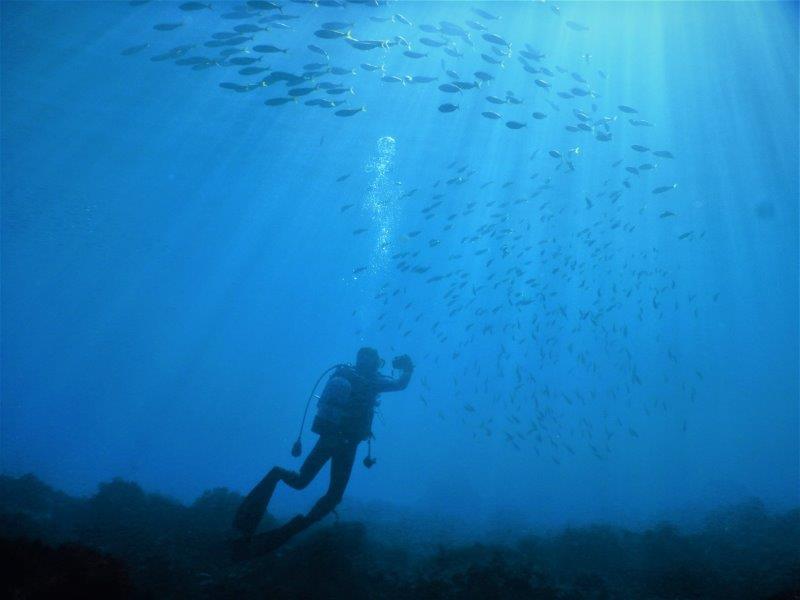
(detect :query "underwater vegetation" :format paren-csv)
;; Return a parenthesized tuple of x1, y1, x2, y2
(2, 474, 798, 599)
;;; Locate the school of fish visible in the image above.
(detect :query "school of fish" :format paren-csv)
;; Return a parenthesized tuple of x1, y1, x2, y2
(123, 0, 706, 466)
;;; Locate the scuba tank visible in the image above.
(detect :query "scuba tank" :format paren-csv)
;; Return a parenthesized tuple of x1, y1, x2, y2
(291, 364, 343, 457)
(314, 376, 353, 427)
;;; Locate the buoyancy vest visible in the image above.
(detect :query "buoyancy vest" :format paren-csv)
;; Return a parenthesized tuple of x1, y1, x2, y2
(311, 366, 378, 441)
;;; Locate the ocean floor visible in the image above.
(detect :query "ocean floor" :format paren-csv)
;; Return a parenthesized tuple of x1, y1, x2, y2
(2, 474, 798, 599)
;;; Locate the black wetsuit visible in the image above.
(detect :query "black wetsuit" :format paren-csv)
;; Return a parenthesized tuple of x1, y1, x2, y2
(233, 364, 412, 551)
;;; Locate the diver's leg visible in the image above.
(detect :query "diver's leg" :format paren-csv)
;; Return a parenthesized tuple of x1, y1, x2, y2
(233, 437, 332, 537)
(278, 437, 333, 490)
(306, 441, 358, 523)
(244, 442, 359, 557)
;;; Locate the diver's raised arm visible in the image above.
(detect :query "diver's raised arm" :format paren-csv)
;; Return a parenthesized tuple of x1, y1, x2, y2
(378, 354, 414, 392)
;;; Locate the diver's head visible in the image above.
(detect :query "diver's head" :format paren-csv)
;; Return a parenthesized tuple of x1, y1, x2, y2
(356, 346, 383, 374)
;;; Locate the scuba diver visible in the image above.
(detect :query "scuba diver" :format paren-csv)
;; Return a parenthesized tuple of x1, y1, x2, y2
(232, 347, 414, 558)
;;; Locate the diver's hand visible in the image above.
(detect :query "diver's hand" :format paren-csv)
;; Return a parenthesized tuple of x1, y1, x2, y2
(392, 354, 414, 372)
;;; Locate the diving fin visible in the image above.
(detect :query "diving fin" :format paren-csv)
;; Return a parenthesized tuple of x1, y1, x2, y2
(230, 536, 254, 562)
(230, 515, 310, 561)
(249, 515, 310, 557)
(233, 470, 281, 537)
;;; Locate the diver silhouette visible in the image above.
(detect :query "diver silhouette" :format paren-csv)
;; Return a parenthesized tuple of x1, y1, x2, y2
(232, 347, 414, 558)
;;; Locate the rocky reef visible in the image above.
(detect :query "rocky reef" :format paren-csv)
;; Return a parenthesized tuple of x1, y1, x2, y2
(2, 474, 798, 599)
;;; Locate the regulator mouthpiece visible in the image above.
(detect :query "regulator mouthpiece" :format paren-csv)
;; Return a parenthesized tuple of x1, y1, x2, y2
(291, 439, 302, 457)
(363, 456, 376, 469)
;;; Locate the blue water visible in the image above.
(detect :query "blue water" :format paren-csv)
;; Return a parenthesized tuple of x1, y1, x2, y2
(1, 0, 797, 532)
